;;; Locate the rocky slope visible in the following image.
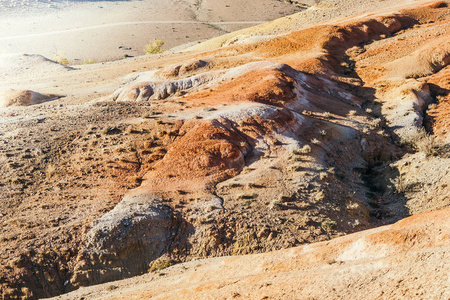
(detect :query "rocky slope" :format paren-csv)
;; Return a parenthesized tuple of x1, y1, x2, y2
(50, 207, 450, 300)
(0, 0, 449, 298)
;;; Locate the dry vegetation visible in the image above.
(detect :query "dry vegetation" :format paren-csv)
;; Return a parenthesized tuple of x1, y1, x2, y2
(144, 40, 165, 55)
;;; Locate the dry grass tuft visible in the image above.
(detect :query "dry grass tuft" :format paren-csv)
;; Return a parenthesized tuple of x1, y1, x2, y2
(310, 138, 321, 145)
(144, 40, 165, 55)
(300, 144, 312, 153)
(53, 52, 69, 65)
(400, 128, 436, 156)
(148, 259, 177, 273)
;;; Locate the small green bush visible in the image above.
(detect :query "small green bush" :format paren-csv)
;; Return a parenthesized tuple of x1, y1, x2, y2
(144, 40, 165, 55)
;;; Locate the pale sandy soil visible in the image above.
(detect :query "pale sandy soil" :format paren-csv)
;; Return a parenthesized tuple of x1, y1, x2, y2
(0, 0, 303, 63)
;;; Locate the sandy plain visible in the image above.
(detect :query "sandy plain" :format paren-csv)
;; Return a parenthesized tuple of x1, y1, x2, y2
(0, 0, 303, 63)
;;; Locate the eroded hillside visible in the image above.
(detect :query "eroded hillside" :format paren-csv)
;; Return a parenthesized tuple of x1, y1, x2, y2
(50, 207, 450, 300)
(0, 0, 449, 299)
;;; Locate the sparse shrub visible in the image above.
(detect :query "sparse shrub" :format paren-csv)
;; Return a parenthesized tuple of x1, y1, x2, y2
(53, 51, 69, 65)
(319, 130, 327, 136)
(128, 176, 143, 184)
(400, 128, 436, 156)
(300, 144, 312, 153)
(314, 190, 325, 201)
(327, 259, 337, 265)
(310, 138, 321, 145)
(271, 138, 282, 145)
(148, 259, 177, 273)
(193, 216, 206, 225)
(290, 155, 303, 161)
(239, 193, 258, 200)
(157, 130, 168, 137)
(416, 133, 436, 156)
(242, 166, 254, 173)
(371, 118, 382, 128)
(268, 199, 282, 210)
(365, 108, 373, 114)
(106, 285, 118, 291)
(102, 126, 122, 135)
(126, 126, 139, 134)
(143, 140, 154, 149)
(288, 164, 302, 172)
(377, 130, 386, 136)
(144, 40, 165, 55)
(322, 220, 337, 231)
(390, 173, 406, 193)
(247, 183, 262, 188)
(174, 91, 186, 97)
(292, 149, 301, 155)
(348, 110, 357, 116)
(319, 172, 328, 180)
(228, 183, 241, 188)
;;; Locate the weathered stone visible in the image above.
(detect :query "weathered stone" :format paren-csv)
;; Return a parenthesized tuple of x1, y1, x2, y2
(71, 193, 174, 287)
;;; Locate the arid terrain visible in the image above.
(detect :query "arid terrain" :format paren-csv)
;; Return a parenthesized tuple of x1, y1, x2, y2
(0, 0, 449, 299)
(0, 0, 304, 63)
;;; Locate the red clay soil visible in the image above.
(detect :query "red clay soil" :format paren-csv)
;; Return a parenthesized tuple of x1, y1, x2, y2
(183, 68, 297, 107)
(137, 108, 296, 195)
(140, 119, 247, 193)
